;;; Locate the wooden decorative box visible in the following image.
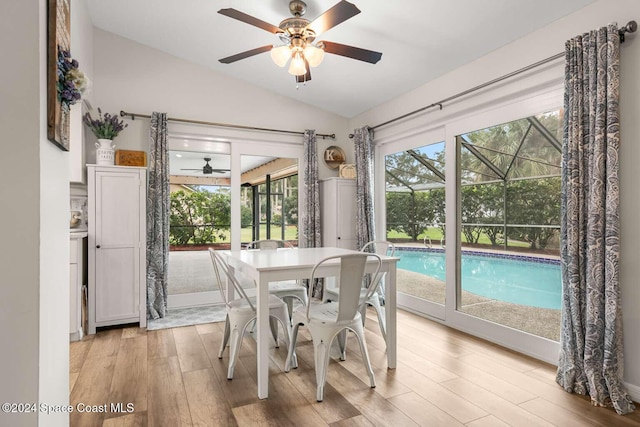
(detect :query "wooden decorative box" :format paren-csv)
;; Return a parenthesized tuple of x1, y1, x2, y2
(115, 150, 147, 167)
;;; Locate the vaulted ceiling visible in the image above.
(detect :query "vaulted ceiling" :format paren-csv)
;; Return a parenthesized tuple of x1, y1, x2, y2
(86, 0, 596, 118)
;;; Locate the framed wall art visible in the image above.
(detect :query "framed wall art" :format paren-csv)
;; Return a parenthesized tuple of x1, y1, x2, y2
(47, 0, 71, 151)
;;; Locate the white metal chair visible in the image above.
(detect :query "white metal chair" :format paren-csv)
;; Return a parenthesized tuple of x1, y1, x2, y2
(246, 239, 309, 318)
(285, 253, 382, 402)
(323, 241, 396, 344)
(209, 248, 292, 380)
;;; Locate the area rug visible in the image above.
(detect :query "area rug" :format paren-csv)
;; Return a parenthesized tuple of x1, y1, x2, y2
(147, 304, 227, 330)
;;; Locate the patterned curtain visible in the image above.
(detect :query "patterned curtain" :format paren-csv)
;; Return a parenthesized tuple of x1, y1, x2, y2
(147, 112, 170, 319)
(353, 126, 377, 293)
(301, 130, 322, 297)
(556, 24, 635, 415)
(353, 126, 376, 250)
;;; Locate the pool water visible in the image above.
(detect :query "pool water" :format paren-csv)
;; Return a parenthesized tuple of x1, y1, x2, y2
(396, 250, 561, 309)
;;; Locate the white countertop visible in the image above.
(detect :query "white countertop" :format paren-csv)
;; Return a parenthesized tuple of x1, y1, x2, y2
(70, 231, 88, 239)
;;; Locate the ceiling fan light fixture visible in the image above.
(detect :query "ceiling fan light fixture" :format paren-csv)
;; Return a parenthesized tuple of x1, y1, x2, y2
(303, 43, 324, 67)
(288, 52, 307, 76)
(270, 45, 290, 67)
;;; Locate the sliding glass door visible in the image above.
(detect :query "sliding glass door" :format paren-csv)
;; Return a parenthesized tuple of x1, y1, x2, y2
(380, 130, 446, 320)
(240, 155, 298, 246)
(167, 150, 231, 308)
(377, 89, 563, 363)
(455, 110, 562, 342)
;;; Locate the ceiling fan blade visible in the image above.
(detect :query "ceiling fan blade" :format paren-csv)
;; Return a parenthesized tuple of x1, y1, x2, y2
(219, 45, 273, 64)
(295, 60, 312, 83)
(322, 41, 382, 64)
(306, 1, 360, 36)
(218, 8, 282, 34)
(180, 168, 203, 171)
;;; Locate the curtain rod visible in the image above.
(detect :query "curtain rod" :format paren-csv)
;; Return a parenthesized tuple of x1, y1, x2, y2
(119, 110, 336, 139)
(349, 20, 637, 138)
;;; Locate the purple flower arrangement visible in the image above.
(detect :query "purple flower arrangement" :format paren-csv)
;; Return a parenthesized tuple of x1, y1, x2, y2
(83, 108, 128, 140)
(57, 46, 87, 107)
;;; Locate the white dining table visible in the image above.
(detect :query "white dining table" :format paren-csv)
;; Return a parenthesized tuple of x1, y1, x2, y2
(222, 246, 399, 399)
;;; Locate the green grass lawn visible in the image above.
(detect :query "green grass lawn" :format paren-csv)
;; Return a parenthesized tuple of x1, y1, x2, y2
(212, 225, 298, 243)
(386, 227, 530, 248)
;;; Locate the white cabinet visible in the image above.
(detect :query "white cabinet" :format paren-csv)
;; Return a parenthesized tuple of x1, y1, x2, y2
(320, 177, 357, 250)
(70, 233, 87, 341)
(87, 165, 147, 334)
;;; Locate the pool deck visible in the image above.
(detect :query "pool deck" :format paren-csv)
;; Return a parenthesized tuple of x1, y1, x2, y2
(396, 268, 561, 341)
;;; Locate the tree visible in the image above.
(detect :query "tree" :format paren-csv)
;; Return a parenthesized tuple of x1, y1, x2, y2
(506, 177, 560, 249)
(461, 183, 503, 245)
(283, 175, 298, 225)
(169, 189, 231, 245)
(385, 144, 445, 241)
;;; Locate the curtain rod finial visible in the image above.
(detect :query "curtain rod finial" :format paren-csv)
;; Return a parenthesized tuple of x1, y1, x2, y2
(619, 21, 637, 42)
(120, 110, 136, 120)
(625, 20, 637, 33)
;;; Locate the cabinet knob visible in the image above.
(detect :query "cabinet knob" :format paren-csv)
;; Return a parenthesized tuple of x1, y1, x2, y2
(337, 237, 341, 240)
(96, 245, 101, 249)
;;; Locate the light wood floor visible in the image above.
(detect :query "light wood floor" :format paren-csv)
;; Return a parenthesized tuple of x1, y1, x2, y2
(69, 309, 640, 426)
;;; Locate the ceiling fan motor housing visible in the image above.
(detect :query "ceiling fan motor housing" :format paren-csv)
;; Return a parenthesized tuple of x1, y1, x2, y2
(279, 1, 316, 46)
(289, 0, 307, 17)
(203, 157, 213, 174)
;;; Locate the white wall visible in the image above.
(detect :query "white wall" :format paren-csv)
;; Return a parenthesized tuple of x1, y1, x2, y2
(90, 29, 351, 180)
(351, 0, 640, 398)
(69, 0, 94, 185)
(0, 0, 74, 425)
(0, 1, 42, 425)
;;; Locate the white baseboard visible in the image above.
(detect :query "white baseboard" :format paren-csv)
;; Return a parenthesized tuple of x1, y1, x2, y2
(626, 381, 640, 403)
(168, 291, 222, 309)
(167, 288, 259, 309)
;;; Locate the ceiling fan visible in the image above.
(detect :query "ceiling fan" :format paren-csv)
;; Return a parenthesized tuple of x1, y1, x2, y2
(218, 0, 382, 82)
(180, 158, 230, 175)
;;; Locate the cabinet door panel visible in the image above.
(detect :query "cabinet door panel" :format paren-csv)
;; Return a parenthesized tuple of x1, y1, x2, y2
(95, 247, 139, 322)
(96, 173, 140, 247)
(336, 181, 357, 249)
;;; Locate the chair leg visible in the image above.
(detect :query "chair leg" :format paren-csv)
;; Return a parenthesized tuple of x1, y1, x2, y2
(285, 322, 301, 372)
(227, 320, 249, 380)
(218, 314, 231, 359)
(312, 334, 332, 402)
(337, 329, 348, 361)
(359, 304, 368, 326)
(283, 297, 294, 322)
(371, 299, 387, 345)
(269, 316, 279, 347)
(352, 322, 376, 389)
(273, 307, 291, 353)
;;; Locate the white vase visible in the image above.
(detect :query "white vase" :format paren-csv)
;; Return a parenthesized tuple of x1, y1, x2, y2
(95, 139, 115, 165)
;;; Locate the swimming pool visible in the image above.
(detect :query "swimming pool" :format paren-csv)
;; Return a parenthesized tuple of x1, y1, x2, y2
(396, 249, 561, 309)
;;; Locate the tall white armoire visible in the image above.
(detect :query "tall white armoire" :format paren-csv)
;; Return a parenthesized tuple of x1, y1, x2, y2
(87, 164, 147, 334)
(320, 177, 358, 250)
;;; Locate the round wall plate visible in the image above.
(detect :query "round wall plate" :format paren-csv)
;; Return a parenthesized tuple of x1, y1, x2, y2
(323, 145, 345, 169)
(339, 163, 356, 179)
